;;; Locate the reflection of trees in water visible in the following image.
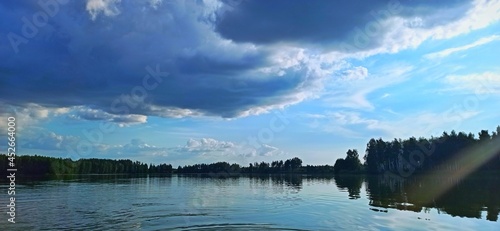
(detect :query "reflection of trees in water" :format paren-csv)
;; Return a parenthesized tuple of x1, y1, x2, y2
(334, 175, 364, 200)
(249, 175, 337, 193)
(366, 174, 500, 221)
(269, 175, 303, 192)
(433, 176, 499, 221)
(25, 174, 175, 185)
(366, 174, 423, 212)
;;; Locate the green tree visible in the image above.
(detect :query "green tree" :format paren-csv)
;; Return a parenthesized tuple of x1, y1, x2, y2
(345, 149, 361, 171)
(290, 157, 303, 171)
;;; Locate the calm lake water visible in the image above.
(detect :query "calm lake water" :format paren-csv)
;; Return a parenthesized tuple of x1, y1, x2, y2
(1, 174, 498, 230)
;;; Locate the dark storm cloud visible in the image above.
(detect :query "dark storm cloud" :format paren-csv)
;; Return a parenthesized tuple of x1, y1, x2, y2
(215, 0, 471, 47)
(0, 0, 473, 119)
(175, 53, 268, 75)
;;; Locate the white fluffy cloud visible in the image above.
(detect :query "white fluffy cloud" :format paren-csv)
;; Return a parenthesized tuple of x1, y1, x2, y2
(0, 103, 70, 131)
(183, 138, 235, 153)
(169, 137, 285, 161)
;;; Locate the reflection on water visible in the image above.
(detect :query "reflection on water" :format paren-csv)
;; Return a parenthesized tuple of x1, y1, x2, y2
(0, 174, 498, 230)
(334, 175, 363, 200)
(366, 173, 500, 222)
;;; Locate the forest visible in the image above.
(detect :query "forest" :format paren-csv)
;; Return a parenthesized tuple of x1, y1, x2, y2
(360, 126, 500, 176)
(175, 157, 335, 174)
(0, 155, 172, 176)
(1, 126, 499, 177)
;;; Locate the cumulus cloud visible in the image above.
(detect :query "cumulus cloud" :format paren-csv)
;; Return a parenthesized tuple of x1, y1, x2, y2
(181, 138, 236, 153)
(244, 144, 284, 158)
(23, 131, 79, 150)
(169, 137, 285, 161)
(106, 138, 168, 157)
(18, 132, 285, 164)
(0, 103, 70, 131)
(0, 0, 498, 120)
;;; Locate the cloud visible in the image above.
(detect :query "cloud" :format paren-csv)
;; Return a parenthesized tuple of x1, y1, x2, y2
(343, 66, 368, 80)
(86, 0, 121, 20)
(215, 0, 470, 47)
(182, 138, 236, 153)
(319, 0, 500, 59)
(305, 111, 379, 138)
(444, 72, 500, 94)
(425, 35, 500, 59)
(23, 131, 79, 150)
(169, 137, 285, 162)
(21, 133, 168, 159)
(312, 109, 481, 140)
(332, 111, 378, 127)
(106, 138, 168, 157)
(323, 64, 413, 110)
(381, 93, 391, 99)
(0, 103, 70, 131)
(10, 130, 285, 164)
(0, 0, 329, 119)
(368, 110, 481, 139)
(0, 0, 498, 120)
(68, 106, 147, 126)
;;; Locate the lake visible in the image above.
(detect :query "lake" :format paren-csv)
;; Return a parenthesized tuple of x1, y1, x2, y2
(1, 174, 498, 230)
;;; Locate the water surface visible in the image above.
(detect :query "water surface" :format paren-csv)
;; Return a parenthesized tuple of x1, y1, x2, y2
(1, 174, 498, 230)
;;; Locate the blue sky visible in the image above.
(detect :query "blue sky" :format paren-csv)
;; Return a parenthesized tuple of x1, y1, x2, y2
(1, 0, 500, 166)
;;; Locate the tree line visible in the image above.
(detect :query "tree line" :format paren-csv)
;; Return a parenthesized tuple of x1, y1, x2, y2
(0, 155, 172, 176)
(0, 155, 334, 176)
(362, 126, 500, 175)
(333, 126, 500, 175)
(176, 157, 335, 174)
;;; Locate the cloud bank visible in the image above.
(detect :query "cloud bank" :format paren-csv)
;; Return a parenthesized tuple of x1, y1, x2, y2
(1, 0, 497, 121)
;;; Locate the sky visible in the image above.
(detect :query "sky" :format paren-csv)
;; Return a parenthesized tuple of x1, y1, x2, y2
(1, 0, 500, 166)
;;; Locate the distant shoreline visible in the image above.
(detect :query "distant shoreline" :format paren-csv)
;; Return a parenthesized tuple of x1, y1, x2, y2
(2, 170, 498, 182)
